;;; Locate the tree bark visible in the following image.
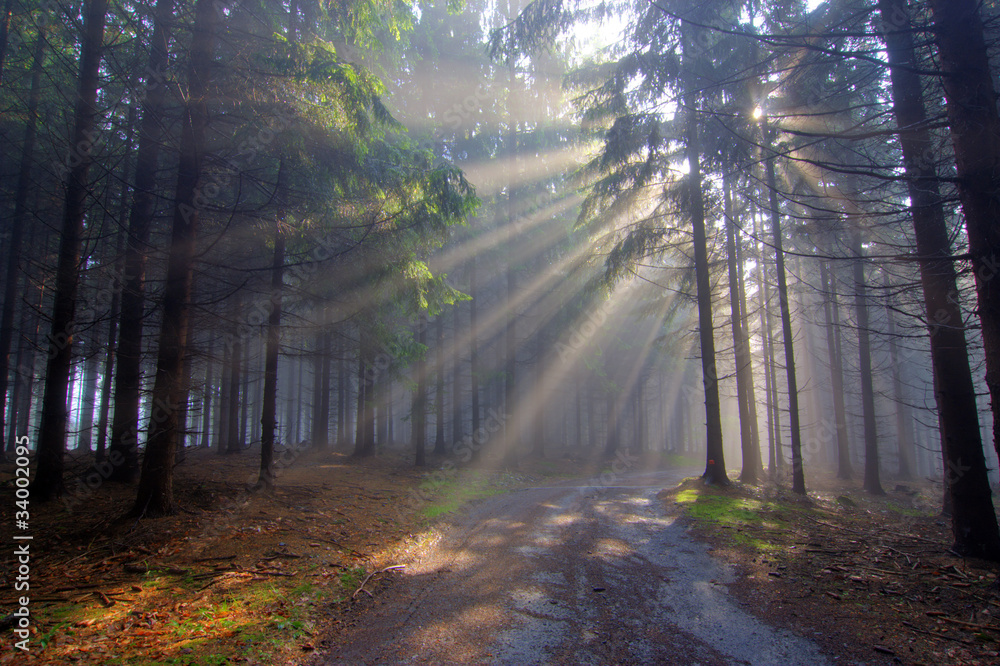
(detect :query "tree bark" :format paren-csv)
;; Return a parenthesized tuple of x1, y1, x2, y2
(884, 283, 915, 479)
(0, 26, 44, 450)
(217, 343, 231, 453)
(820, 259, 852, 479)
(880, 0, 1000, 558)
(95, 108, 135, 462)
(226, 299, 243, 454)
(200, 337, 214, 449)
(434, 315, 446, 454)
(849, 228, 884, 495)
(109, 0, 176, 482)
(0, 0, 13, 85)
(451, 304, 463, 449)
(733, 204, 761, 471)
(683, 21, 728, 485)
(414, 316, 427, 466)
(33, 0, 109, 501)
(929, 0, 1000, 469)
(131, 0, 218, 516)
(336, 334, 346, 445)
(75, 349, 99, 452)
(258, 216, 284, 491)
(239, 341, 250, 448)
(311, 326, 327, 448)
(470, 256, 481, 460)
(724, 177, 761, 483)
(763, 133, 804, 494)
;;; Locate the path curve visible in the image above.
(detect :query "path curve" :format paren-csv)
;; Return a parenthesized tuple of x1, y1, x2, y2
(315, 469, 847, 665)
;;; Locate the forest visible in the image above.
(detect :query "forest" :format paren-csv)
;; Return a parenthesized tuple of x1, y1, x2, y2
(4, 0, 1000, 662)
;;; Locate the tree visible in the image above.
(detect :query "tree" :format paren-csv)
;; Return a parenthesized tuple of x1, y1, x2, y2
(762, 122, 805, 494)
(929, 0, 1000, 472)
(132, 0, 219, 516)
(724, 176, 761, 483)
(108, 0, 176, 483)
(257, 212, 285, 492)
(878, 0, 1000, 559)
(32, 0, 109, 501)
(819, 259, 852, 480)
(849, 226, 883, 496)
(0, 23, 45, 456)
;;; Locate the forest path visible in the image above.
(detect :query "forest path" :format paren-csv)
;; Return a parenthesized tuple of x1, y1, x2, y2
(314, 469, 839, 665)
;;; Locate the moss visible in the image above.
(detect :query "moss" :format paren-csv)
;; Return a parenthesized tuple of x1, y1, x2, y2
(674, 485, 790, 553)
(418, 470, 509, 519)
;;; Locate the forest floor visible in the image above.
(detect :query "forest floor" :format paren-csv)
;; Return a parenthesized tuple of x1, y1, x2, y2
(0, 444, 638, 665)
(662, 473, 1000, 666)
(1, 447, 998, 665)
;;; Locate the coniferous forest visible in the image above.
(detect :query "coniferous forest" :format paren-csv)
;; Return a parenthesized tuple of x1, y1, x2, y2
(4, 0, 1000, 663)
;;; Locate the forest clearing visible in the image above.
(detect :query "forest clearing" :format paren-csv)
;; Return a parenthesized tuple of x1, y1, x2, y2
(5, 0, 1000, 662)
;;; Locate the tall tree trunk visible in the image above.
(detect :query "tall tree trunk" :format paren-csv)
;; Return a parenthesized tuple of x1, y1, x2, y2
(414, 316, 427, 466)
(604, 394, 619, 456)
(109, 0, 175, 482)
(200, 337, 214, 449)
(683, 21, 727, 485)
(387, 387, 394, 446)
(0, 26, 44, 450)
(636, 373, 646, 452)
(239, 342, 250, 448)
(33, 0, 109, 501)
(253, 359, 262, 444)
(884, 283, 915, 479)
(353, 322, 375, 457)
(0, 0, 13, 85)
(217, 343, 231, 453)
(880, 0, 1000, 558)
(174, 349, 190, 463)
(361, 343, 375, 456)
(75, 349, 99, 451)
(451, 304, 463, 448)
(258, 216, 284, 491)
(587, 384, 597, 452)
(226, 300, 243, 454)
(354, 339, 366, 455)
(336, 335, 346, 446)
(820, 260, 852, 479)
(95, 107, 135, 462)
(763, 133, 805, 494)
(376, 370, 389, 448)
(433, 316, 446, 455)
(724, 178, 761, 482)
(761, 283, 776, 476)
(504, 246, 518, 464)
(531, 326, 546, 457)
(131, 0, 218, 516)
(12, 254, 43, 449)
(850, 228, 884, 496)
(469, 256, 481, 460)
(929, 0, 1000, 470)
(311, 327, 326, 448)
(575, 381, 583, 449)
(733, 204, 761, 471)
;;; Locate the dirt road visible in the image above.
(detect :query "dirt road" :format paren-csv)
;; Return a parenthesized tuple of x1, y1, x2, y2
(315, 470, 849, 665)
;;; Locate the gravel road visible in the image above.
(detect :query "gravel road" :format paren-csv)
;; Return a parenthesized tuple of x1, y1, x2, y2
(316, 469, 852, 665)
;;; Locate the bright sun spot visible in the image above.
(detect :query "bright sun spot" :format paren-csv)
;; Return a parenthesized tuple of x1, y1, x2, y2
(752, 106, 764, 120)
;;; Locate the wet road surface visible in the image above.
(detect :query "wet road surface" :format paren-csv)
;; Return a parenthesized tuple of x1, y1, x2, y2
(316, 470, 842, 665)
